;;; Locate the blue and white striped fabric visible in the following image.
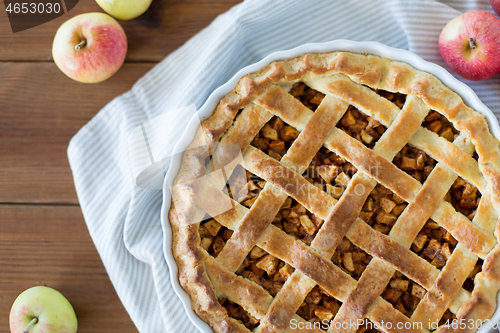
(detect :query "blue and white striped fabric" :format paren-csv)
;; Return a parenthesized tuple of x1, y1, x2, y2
(67, 1, 500, 332)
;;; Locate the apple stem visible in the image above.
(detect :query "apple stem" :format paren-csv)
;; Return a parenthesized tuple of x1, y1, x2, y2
(469, 37, 477, 50)
(23, 318, 38, 333)
(75, 39, 87, 51)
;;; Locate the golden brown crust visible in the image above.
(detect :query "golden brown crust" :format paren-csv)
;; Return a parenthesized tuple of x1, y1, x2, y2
(168, 51, 500, 333)
(346, 219, 440, 290)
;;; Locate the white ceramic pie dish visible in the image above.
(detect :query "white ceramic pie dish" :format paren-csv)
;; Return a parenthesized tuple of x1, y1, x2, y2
(160, 40, 500, 333)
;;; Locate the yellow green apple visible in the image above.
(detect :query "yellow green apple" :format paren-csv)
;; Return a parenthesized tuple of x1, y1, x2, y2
(52, 12, 127, 83)
(95, 0, 153, 21)
(9, 286, 78, 333)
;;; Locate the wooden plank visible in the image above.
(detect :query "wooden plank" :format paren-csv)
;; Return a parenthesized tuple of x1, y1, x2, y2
(0, 62, 155, 204)
(0, 0, 243, 62)
(0, 204, 138, 333)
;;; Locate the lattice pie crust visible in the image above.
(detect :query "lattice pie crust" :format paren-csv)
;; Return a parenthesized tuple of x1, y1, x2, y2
(169, 52, 500, 333)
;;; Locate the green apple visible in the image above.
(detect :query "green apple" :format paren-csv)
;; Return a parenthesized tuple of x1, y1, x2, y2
(9, 286, 78, 333)
(95, 0, 153, 21)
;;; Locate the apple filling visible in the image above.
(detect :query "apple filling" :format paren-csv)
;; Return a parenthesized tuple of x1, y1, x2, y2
(411, 220, 457, 269)
(270, 197, 323, 246)
(235, 245, 293, 296)
(289, 82, 326, 111)
(463, 259, 483, 292)
(444, 177, 482, 219)
(439, 310, 457, 327)
(223, 244, 294, 329)
(337, 105, 387, 149)
(337, 88, 407, 149)
(382, 271, 426, 318)
(473, 150, 479, 161)
(296, 286, 343, 330)
(393, 144, 437, 183)
(199, 219, 233, 257)
(374, 89, 407, 109)
(332, 237, 373, 280)
(218, 298, 259, 330)
(295, 285, 382, 332)
(224, 164, 267, 208)
(304, 146, 357, 201)
(251, 116, 300, 161)
(422, 110, 460, 141)
(360, 183, 407, 235)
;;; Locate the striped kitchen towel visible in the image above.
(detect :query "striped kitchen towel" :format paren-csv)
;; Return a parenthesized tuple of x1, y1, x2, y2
(67, 0, 500, 332)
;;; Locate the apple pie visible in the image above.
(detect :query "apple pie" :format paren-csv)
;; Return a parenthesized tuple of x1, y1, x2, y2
(169, 51, 500, 333)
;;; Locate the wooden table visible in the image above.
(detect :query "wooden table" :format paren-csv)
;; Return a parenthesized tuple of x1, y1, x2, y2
(0, 1, 241, 331)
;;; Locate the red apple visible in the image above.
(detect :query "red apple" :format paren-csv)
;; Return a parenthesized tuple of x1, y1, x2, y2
(491, 0, 500, 16)
(438, 10, 500, 81)
(52, 12, 127, 83)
